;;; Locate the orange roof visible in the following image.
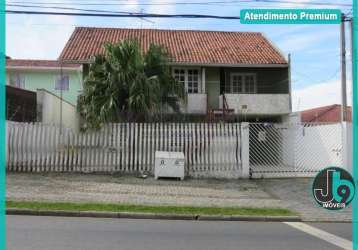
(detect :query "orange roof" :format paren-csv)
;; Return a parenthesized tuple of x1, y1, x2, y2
(59, 27, 288, 65)
(6, 59, 81, 69)
(301, 104, 352, 123)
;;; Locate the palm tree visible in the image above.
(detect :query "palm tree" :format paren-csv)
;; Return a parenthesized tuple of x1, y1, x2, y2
(78, 39, 184, 130)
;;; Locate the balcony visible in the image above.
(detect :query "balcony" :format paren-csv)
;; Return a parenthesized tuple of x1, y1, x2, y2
(219, 94, 290, 115)
(185, 93, 207, 114)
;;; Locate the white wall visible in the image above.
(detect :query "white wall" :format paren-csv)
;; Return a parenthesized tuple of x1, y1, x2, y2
(37, 89, 79, 132)
(277, 123, 296, 167)
(163, 94, 207, 114)
(220, 94, 290, 115)
(282, 112, 301, 123)
(251, 122, 347, 178)
(186, 94, 207, 114)
(294, 123, 343, 171)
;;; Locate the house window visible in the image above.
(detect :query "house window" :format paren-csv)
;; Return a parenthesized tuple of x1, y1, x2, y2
(9, 74, 25, 88)
(231, 74, 243, 93)
(229, 73, 256, 94)
(187, 69, 199, 93)
(173, 68, 200, 94)
(245, 74, 256, 93)
(173, 69, 185, 85)
(55, 75, 69, 91)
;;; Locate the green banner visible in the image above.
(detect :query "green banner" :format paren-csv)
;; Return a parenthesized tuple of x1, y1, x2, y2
(240, 9, 341, 24)
(352, 0, 358, 248)
(0, 0, 4, 247)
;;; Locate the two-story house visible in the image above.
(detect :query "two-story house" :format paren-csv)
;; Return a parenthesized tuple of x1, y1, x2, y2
(6, 59, 82, 105)
(59, 27, 291, 122)
(6, 59, 82, 130)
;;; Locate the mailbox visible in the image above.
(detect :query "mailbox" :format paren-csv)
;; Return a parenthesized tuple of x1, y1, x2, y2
(154, 151, 185, 180)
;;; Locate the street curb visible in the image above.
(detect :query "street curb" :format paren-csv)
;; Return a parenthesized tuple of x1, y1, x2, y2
(6, 208, 301, 222)
(301, 219, 352, 223)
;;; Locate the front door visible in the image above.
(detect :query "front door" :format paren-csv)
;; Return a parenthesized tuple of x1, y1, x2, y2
(207, 81, 220, 109)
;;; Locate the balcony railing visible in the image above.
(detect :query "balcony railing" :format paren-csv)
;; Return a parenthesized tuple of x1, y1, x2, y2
(219, 93, 290, 115)
(186, 93, 207, 114)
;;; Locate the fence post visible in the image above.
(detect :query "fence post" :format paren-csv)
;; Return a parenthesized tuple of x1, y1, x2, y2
(241, 122, 250, 178)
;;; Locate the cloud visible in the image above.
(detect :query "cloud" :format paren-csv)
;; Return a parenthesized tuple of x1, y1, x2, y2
(121, 0, 140, 11)
(268, 25, 310, 39)
(292, 79, 352, 111)
(270, 0, 347, 9)
(142, 0, 177, 28)
(5, 0, 180, 58)
(6, 15, 75, 59)
(275, 0, 311, 8)
(148, 0, 176, 14)
(277, 28, 338, 53)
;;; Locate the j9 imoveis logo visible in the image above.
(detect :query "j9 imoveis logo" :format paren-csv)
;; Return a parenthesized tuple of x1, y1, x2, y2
(312, 167, 355, 210)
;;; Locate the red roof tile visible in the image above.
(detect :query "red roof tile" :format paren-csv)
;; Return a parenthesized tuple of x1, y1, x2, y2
(301, 104, 352, 123)
(6, 59, 81, 69)
(59, 27, 288, 65)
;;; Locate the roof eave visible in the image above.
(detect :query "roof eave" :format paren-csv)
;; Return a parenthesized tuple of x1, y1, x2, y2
(6, 66, 82, 71)
(60, 58, 95, 64)
(61, 59, 289, 68)
(169, 62, 289, 68)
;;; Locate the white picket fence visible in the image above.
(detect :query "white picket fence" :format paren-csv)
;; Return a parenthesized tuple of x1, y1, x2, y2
(6, 121, 242, 178)
(6, 121, 349, 179)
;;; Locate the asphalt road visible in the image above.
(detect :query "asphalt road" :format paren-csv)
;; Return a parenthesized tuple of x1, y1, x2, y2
(7, 215, 352, 250)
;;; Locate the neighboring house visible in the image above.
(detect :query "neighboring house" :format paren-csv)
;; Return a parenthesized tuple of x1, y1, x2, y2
(36, 89, 79, 132)
(6, 85, 37, 122)
(6, 86, 79, 131)
(301, 104, 352, 123)
(59, 27, 291, 122)
(6, 59, 82, 105)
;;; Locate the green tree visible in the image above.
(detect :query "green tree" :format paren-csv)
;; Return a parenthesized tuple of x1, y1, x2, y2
(78, 39, 185, 129)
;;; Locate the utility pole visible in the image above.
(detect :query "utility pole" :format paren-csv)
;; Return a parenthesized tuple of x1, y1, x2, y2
(341, 14, 354, 172)
(59, 61, 63, 135)
(340, 13, 348, 122)
(288, 53, 292, 112)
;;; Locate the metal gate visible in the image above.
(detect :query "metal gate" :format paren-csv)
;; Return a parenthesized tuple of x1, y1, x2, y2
(249, 123, 344, 178)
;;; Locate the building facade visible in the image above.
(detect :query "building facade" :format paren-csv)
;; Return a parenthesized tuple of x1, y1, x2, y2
(6, 59, 82, 105)
(60, 27, 292, 122)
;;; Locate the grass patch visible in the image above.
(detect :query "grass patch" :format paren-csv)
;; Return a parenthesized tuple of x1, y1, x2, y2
(7, 201, 296, 217)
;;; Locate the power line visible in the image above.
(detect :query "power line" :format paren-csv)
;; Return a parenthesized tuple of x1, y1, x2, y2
(6, 9, 353, 21)
(293, 68, 341, 86)
(6, 0, 246, 6)
(249, 0, 351, 7)
(7, 4, 145, 14)
(6, 10, 242, 19)
(5, 0, 352, 7)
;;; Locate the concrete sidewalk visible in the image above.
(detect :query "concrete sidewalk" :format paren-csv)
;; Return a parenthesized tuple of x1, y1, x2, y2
(6, 173, 352, 221)
(260, 178, 352, 222)
(6, 173, 281, 208)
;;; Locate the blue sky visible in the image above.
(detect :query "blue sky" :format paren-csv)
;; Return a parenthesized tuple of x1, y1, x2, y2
(5, 0, 353, 111)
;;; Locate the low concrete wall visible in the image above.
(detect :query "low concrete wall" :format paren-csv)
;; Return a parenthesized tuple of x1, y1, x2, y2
(293, 123, 343, 171)
(186, 94, 207, 114)
(220, 94, 290, 115)
(36, 89, 79, 132)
